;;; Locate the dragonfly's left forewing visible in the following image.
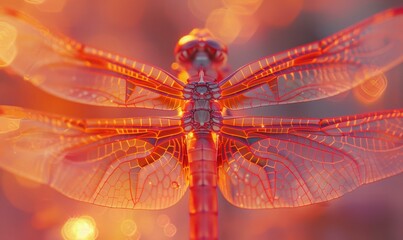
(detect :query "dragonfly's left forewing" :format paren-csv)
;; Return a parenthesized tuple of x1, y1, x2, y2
(217, 110, 402, 208)
(0, 106, 189, 209)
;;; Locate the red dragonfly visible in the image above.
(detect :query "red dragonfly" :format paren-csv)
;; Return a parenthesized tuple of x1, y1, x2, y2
(0, 8, 402, 240)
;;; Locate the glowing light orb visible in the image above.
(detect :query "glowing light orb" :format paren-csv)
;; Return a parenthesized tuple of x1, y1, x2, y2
(157, 214, 170, 227)
(164, 223, 177, 238)
(61, 215, 98, 240)
(120, 219, 138, 237)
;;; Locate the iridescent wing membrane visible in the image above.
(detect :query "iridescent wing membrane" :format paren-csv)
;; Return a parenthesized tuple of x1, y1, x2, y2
(218, 110, 402, 208)
(0, 106, 188, 209)
(218, 8, 403, 110)
(0, 8, 184, 110)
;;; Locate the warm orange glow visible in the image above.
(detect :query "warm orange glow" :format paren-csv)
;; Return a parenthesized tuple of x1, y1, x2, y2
(0, 118, 20, 134)
(35, 0, 67, 12)
(61, 216, 98, 240)
(13, 174, 41, 189)
(222, 0, 263, 14)
(120, 219, 138, 237)
(188, 0, 223, 21)
(0, 5, 402, 240)
(156, 214, 177, 238)
(171, 181, 180, 189)
(98, 0, 146, 28)
(171, 63, 189, 83)
(171, 62, 180, 71)
(0, 44, 17, 67)
(233, 15, 259, 44)
(257, 0, 303, 27)
(0, 172, 45, 213)
(211, 132, 218, 147)
(354, 74, 388, 104)
(157, 214, 170, 227)
(0, 21, 17, 67)
(32, 205, 62, 229)
(205, 8, 242, 44)
(178, 70, 190, 83)
(27, 74, 46, 86)
(164, 223, 177, 238)
(187, 132, 194, 139)
(203, 0, 262, 44)
(24, 0, 46, 5)
(178, 35, 196, 46)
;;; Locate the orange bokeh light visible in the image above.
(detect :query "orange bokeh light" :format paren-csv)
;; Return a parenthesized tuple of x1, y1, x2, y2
(0, 2, 401, 240)
(205, 8, 242, 44)
(232, 14, 259, 44)
(201, 0, 263, 44)
(61, 215, 98, 240)
(163, 223, 177, 238)
(120, 219, 138, 237)
(156, 214, 170, 227)
(222, 0, 263, 15)
(187, 0, 223, 21)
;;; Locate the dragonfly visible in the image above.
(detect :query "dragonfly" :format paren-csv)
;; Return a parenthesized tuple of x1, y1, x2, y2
(0, 7, 402, 240)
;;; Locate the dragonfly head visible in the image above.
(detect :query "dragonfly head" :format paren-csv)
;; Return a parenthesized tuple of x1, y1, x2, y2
(175, 28, 228, 71)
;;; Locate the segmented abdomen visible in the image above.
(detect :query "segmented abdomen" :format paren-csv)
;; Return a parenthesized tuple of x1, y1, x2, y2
(187, 132, 218, 240)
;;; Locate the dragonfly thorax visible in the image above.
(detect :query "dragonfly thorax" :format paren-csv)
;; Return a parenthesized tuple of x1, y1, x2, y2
(182, 72, 222, 133)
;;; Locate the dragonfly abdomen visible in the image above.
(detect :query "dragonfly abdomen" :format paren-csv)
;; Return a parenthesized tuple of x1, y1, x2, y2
(187, 132, 218, 240)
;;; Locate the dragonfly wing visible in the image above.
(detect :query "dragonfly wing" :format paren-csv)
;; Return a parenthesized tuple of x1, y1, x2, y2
(0, 106, 188, 209)
(217, 110, 402, 208)
(0, 8, 184, 110)
(219, 8, 403, 110)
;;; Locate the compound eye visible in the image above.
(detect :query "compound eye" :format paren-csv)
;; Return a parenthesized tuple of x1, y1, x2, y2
(205, 45, 217, 57)
(205, 39, 222, 50)
(175, 39, 199, 63)
(205, 47, 226, 63)
(205, 39, 227, 62)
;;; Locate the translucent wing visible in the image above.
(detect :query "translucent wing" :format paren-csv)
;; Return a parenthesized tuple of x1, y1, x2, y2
(0, 106, 188, 209)
(219, 8, 403, 110)
(217, 110, 402, 208)
(0, 8, 184, 110)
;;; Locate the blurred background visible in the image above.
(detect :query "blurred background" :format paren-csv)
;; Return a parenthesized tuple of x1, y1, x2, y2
(0, 0, 402, 239)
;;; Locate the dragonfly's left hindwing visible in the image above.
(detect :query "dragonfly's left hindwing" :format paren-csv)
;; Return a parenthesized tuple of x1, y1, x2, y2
(0, 106, 189, 209)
